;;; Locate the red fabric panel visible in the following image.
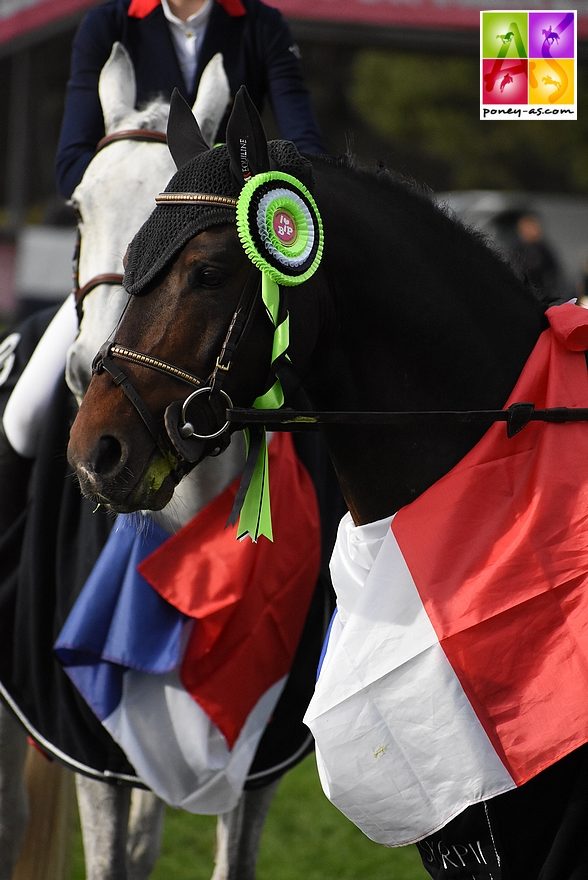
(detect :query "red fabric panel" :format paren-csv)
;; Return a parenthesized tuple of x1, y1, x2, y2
(393, 303, 588, 785)
(128, 0, 160, 18)
(128, 0, 245, 18)
(139, 432, 320, 747)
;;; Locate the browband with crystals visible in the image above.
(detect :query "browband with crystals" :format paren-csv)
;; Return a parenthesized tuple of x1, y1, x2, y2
(155, 193, 238, 208)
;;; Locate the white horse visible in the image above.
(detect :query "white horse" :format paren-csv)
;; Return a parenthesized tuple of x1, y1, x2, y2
(2, 44, 284, 880)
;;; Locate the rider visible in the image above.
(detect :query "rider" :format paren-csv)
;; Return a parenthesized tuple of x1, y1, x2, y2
(55, 0, 325, 198)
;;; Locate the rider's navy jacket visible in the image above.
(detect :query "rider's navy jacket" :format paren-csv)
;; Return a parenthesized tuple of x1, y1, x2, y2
(55, 0, 324, 198)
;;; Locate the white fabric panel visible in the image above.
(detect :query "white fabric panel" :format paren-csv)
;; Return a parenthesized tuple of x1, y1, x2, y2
(105, 669, 286, 815)
(304, 513, 514, 846)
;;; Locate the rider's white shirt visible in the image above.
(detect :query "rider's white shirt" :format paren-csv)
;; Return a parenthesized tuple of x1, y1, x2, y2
(161, 0, 212, 93)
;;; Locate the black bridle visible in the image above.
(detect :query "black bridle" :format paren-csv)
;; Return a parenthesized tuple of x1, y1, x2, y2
(96, 298, 588, 467)
(92, 228, 265, 466)
(96, 278, 588, 461)
(90, 171, 588, 466)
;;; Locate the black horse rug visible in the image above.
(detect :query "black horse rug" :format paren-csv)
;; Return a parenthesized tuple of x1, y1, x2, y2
(0, 307, 339, 793)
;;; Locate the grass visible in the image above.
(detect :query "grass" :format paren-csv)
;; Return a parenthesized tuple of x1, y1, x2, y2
(70, 755, 428, 879)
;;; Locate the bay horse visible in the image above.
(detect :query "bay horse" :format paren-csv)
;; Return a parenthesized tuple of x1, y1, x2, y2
(66, 43, 248, 880)
(64, 45, 334, 880)
(2, 50, 332, 880)
(65, 44, 327, 880)
(67, 86, 588, 879)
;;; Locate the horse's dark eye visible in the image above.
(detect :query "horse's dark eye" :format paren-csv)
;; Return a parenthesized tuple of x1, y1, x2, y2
(189, 266, 224, 289)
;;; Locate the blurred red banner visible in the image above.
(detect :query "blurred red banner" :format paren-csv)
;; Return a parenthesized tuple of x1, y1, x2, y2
(2, 0, 586, 46)
(0, 0, 95, 44)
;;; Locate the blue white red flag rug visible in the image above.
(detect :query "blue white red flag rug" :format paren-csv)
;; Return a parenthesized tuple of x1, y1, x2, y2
(57, 432, 320, 812)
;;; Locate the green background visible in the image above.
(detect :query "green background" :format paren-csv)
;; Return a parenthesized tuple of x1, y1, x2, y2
(70, 755, 429, 880)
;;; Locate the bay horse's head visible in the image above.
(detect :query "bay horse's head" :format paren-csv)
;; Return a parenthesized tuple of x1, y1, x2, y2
(67, 88, 325, 513)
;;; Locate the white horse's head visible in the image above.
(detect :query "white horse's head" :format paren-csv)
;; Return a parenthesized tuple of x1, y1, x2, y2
(65, 43, 230, 404)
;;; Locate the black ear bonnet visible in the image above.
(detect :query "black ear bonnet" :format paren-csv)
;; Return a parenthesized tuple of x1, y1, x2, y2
(123, 140, 313, 297)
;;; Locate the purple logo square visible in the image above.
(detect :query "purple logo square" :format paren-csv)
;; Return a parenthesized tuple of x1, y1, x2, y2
(528, 12, 576, 59)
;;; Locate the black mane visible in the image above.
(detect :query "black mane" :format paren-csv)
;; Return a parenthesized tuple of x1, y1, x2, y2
(307, 151, 546, 351)
(310, 151, 554, 309)
(291, 151, 548, 516)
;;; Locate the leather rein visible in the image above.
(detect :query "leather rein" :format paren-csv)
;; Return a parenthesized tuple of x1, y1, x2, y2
(86, 154, 588, 455)
(227, 401, 588, 438)
(96, 269, 588, 454)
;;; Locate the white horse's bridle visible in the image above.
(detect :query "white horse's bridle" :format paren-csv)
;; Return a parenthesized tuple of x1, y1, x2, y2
(72, 128, 169, 322)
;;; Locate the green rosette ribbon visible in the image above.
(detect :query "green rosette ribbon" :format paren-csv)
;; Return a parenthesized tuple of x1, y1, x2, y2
(235, 172, 323, 541)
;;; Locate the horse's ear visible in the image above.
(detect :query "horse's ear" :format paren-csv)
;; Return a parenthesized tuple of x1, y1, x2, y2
(167, 88, 209, 169)
(192, 53, 230, 147)
(226, 86, 270, 184)
(99, 43, 136, 133)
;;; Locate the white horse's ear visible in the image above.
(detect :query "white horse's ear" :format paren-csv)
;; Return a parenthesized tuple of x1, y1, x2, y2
(192, 53, 230, 147)
(99, 43, 137, 133)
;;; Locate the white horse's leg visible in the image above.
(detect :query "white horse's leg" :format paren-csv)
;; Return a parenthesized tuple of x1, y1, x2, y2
(126, 788, 165, 880)
(75, 774, 131, 880)
(211, 780, 280, 880)
(0, 705, 28, 880)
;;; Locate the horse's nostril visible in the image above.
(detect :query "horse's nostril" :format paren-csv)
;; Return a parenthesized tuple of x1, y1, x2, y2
(94, 435, 123, 477)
